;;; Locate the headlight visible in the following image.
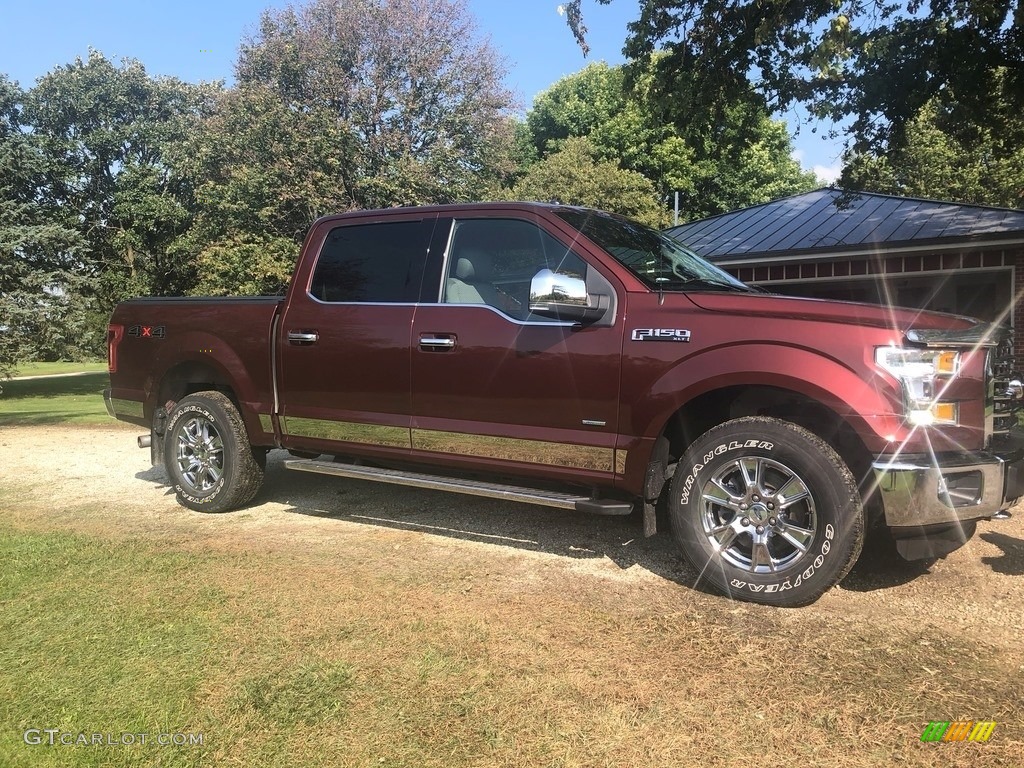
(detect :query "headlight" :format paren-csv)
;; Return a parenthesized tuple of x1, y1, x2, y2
(875, 347, 960, 426)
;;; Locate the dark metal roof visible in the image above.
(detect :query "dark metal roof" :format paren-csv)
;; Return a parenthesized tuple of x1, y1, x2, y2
(666, 188, 1024, 262)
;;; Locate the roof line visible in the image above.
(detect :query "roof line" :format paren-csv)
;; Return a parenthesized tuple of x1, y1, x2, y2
(669, 187, 1024, 234)
(667, 187, 837, 230)
(712, 233, 1024, 264)
(825, 187, 1024, 216)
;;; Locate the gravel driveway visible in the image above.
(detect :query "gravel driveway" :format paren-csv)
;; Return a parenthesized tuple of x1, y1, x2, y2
(3, 424, 1022, 641)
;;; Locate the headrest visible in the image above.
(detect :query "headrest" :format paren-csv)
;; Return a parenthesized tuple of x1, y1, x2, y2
(454, 248, 492, 282)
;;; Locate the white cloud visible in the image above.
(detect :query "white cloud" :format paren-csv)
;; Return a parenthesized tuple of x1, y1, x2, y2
(814, 164, 841, 184)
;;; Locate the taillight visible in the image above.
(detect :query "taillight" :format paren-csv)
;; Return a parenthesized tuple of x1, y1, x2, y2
(107, 323, 124, 373)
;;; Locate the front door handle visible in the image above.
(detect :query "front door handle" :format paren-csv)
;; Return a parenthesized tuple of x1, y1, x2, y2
(419, 334, 456, 351)
(287, 330, 320, 345)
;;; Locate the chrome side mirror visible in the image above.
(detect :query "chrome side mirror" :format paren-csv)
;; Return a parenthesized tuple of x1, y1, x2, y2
(529, 268, 606, 323)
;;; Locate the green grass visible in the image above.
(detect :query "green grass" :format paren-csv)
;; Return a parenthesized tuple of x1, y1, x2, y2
(0, 372, 112, 426)
(0, 526, 362, 768)
(12, 360, 107, 377)
(0, 515, 1021, 768)
(0, 528, 220, 768)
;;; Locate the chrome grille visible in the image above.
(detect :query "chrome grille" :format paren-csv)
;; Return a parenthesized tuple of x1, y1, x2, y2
(988, 332, 1017, 443)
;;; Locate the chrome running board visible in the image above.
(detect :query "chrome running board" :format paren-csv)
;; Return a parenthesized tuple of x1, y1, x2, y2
(284, 459, 632, 515)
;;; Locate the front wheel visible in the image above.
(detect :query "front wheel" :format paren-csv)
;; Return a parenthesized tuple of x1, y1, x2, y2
(670, 416, 864, 607)
(164, 391, 264, 513)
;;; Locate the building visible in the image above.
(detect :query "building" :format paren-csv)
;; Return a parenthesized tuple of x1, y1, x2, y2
(666, 188, 1024, 360)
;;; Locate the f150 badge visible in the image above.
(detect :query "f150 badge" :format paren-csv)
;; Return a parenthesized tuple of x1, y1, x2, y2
(631, 328, 691, 342)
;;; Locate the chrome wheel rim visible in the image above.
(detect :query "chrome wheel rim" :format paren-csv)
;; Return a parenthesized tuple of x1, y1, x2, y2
(175, 416, 225, 492)
(699, 456, 817, 574)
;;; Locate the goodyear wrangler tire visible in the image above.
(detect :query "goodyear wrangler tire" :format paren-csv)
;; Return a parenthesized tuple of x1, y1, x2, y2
(670, 416, 864, 607)
(164, 391, 264, 513)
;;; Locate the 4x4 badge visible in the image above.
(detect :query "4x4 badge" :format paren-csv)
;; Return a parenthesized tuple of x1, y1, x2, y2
(631, 328, 691, 342)
(127, 325, 166, 339)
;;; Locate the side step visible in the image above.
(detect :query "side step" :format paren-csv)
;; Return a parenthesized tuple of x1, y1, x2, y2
(284, 459, 632, 515)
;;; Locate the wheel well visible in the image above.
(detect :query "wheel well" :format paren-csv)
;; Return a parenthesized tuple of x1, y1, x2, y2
(657, 386, 878, 520)
(157, 362, 239, 412)
(149, 363, 244, 469)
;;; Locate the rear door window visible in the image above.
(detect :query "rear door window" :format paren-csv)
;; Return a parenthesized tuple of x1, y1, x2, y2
(310, 220, 432, 303)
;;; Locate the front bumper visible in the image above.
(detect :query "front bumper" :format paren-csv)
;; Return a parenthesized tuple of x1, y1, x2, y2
(872, 451, 1024, 528)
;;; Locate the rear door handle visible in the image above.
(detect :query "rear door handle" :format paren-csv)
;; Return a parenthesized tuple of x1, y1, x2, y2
(287, 330, 320, 345)
(419, 334, 456, 351)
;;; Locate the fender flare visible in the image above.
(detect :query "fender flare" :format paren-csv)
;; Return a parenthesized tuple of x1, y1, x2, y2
(623, 342, 903, 492)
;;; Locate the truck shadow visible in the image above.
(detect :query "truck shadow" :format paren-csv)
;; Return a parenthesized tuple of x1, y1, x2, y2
(262, 455, 702, 591)
(841, 534, 938, 592)
(253, 452, 934, 597)
(979, 531, 1024, 576)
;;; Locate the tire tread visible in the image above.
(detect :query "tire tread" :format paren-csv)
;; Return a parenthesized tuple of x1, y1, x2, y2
(670, 416, 864, 607)
(164, 391, 264, 513)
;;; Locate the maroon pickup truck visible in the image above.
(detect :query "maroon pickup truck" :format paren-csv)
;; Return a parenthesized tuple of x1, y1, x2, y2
(105, 202, 1023, 606)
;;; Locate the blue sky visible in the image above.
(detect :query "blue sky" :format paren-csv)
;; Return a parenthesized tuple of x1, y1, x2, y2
(0, 0, 843, 181)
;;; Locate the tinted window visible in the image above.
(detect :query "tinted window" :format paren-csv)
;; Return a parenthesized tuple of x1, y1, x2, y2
(310, 220, 427, 303)
(443, 218, 587, 320)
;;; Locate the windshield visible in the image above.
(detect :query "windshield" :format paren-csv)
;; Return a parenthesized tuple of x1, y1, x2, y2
(554, 208, 752, 292)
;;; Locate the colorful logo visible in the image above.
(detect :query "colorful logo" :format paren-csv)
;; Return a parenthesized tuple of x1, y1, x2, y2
(920, 721, 996, 742)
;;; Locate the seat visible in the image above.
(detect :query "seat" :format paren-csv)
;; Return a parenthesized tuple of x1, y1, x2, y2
(445, 248, 503, 307)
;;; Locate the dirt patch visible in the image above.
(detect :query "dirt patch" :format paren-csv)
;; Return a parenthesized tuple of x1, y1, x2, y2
(3, 425, 1023, 765)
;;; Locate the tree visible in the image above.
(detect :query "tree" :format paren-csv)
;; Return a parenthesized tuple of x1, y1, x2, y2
(0, 76, 86, 374)
(843, 74, 1024, 208)
(24, 51, 216, 311)
(237, 0, 517, 209)
(562, 1, 1024, 159)
(513, 137, 666, 226)
(521, 61, 816, 220)
(525, 62, 665, 182)
(0, 53, 218, 365)
(176, 85, 360, 295)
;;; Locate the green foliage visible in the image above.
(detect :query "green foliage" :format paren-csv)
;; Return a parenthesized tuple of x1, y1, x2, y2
(177, 85, 358, 295)
(175, 0, 518, 295)
(525, 62, 659, 177)
(24, 52, 216, 305)
(512, 137, 663, 225)
(1, 0, 519, 339)
(564, 1, 1024, 161)
(192, 235, 301, 297)
(0, 76, 89, 375)
(519, 61, 816, 220)
(687, 101, 820, 217)
(236, 0, 516, 209)
(513, 137, 666, 226)
(843, 74, 1024, 208)
(0, 52, 218, 371)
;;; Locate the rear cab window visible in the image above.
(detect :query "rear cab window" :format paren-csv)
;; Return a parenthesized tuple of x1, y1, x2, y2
(309, 219, 434, 303)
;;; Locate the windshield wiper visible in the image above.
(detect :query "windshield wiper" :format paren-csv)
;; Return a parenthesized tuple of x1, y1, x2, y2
(655, 277, 752, 293)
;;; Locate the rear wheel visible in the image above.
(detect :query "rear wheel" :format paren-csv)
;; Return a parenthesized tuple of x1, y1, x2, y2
(164, 391, 264, 512)
(670, 416, 864, 607)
